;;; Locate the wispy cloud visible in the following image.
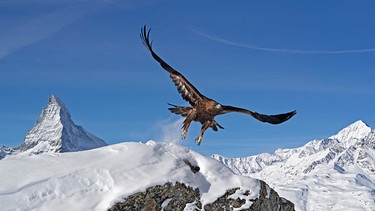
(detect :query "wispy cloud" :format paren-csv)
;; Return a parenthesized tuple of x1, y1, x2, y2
(156, 117, 184, 144)
(191, 29, 375, 55)
(0, 2, 103, 59)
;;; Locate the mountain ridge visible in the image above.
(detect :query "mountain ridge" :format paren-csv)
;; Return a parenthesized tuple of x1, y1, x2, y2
(213, 120, 375, 210)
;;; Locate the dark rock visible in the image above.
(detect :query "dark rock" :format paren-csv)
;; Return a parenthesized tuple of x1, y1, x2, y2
(108, 182, 201, 211)
(108, 180, 294, 211)
(183, 158, 200, 173)
(204, 187, 246, 210)
(249, 180, 295, 211)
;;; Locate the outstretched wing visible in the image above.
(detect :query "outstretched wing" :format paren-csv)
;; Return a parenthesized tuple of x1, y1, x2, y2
(140, 25, 204, 106)
(221, 105, 296, 124)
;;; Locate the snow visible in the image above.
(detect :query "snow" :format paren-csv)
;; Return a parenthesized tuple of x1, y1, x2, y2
(0, 140, 261, 211)
(214, 120, 375, 211)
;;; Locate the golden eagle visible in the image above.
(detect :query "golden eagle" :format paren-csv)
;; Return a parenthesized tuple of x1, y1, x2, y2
(140, 26, 296, 145)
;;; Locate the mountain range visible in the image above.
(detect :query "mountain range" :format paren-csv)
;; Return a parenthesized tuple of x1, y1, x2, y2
(213, 120, 375, 210)
(0, 95, 293, 210)
(1, 95, 373, 210)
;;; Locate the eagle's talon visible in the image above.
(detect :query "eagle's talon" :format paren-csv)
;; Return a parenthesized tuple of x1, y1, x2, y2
(195, 137, 202, 145)
(181, 130, 187, 139)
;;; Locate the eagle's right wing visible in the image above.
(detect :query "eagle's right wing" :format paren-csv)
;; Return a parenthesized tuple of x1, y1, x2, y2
(141, 25, 204, 106)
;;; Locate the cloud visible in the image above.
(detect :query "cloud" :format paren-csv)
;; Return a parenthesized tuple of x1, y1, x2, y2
(191, 29, 375, 55)
(0, 2, 103, 59)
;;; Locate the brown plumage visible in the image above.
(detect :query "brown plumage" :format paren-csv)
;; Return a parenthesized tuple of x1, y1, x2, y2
(140, 25, 296, 145)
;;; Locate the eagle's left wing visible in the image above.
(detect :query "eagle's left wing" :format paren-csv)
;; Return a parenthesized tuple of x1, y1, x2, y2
(221, 105, 296, 124)
(140, 25, 204, 106)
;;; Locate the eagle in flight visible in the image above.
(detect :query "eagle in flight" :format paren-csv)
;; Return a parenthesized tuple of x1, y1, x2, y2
(140, 26, 296, 145)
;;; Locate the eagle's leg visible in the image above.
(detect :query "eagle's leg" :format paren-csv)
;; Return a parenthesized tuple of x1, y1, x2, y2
(181, 121, 190, 139)
(196, 121, 211, 145)
(182, 110, 196, 139)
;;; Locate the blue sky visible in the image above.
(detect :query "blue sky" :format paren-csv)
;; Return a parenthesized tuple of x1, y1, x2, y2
(1, 0, 374, 157)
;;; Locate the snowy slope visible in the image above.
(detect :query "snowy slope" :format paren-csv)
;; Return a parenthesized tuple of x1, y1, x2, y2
(0, 141, 267, 211)
(18, 95, 107, 154)
(213, 120, 375, 211)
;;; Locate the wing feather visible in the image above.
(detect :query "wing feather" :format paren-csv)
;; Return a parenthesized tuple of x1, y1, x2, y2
(140, 25, 203, 106)
(222, 105, 296, 124)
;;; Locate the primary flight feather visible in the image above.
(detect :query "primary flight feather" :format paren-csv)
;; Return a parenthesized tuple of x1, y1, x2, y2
(141, 25, 296, 145)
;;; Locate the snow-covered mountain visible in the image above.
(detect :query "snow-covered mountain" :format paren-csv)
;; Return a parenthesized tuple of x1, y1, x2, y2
(213, 120, 375, 211)
(0, 145, 14, 160)
(0, 141, 293, 210)
(18, 95, 107, 154)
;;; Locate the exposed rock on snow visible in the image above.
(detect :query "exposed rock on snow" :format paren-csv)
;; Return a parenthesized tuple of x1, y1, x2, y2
(18, 95, 107, 154)
(108, 182, 201, 211)
(109, 180, 294, 211)
(213, 120, 375, 211)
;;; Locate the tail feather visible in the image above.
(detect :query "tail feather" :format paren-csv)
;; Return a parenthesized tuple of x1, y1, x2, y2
(168, 103, 192, 117)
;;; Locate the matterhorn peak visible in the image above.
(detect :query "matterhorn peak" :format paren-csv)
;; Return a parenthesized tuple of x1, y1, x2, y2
(35, 95, 71, 125)
(48, 95, 64, 107)
(18, 95, 107, 154)
(49, 94, 58, 103)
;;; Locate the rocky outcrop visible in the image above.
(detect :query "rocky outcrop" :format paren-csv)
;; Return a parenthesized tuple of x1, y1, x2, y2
(108, 182, 201, 211)
(250, 181, 295, 211)
(108, 181, 294, 211)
